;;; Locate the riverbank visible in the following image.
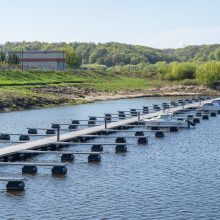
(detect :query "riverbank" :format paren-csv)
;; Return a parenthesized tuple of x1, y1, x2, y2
(0, 69, 219, 112)
(0, 84, 219, 113)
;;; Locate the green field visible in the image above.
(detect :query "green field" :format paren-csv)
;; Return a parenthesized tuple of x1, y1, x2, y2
(0, 69, 201, 112)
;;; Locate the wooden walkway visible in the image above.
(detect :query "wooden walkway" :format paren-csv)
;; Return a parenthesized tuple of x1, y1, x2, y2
(0, 98, 217, 158)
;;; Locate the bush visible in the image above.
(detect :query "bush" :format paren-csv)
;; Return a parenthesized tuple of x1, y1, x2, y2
(196, 62, 220, 85)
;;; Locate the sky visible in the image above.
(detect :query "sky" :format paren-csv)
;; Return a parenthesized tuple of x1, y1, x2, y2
(0, 0, 220, 48)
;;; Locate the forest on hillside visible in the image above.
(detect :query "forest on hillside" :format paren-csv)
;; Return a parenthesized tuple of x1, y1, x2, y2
(1, 41, 220, 86)
(2, 41, 220, 66)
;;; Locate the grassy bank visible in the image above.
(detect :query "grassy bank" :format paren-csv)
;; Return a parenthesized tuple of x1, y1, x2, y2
(0, 69, 215, 112)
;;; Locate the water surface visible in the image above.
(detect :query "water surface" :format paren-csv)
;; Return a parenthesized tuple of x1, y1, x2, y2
(0, 96, 219, 220)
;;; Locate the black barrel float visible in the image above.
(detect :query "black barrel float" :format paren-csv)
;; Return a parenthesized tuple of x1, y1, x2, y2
(137, 137, 148, 145)
(72, 120, 80, 125)
(69, 124, 78, 130)
(115, 137, 126, 143)
(105, 114, 112, 121)
(171, 101, 178, 106)
(61, 154, 74, 162)
(0, 134, 10, 140)
(155, 131, 164, 138)
(210, 112, 216, 117)
(28, 128, 38, 134)
(196, 112, 202, 117)
(155, 107, 161, 111)
(91, 144, 103, 152)
(6, 181, 25, 191)
(143, 106, 149, 114)
(88, 154, 101, 162)
(4, 155, 14, 162)
(88, 117, 96, 125)
(170, 127, 178, 132)
(18, 153, 28, 160)
(50, 144, 61, 151)
(51, 166, 67, 175)
(71, 138, 80, 143)
(118, 111, 126, 119)
(193, 118, 200, 124)
(115, 145, 127, 153)
(202, 115, 209, 120)
(130, 109, 138, 116)
(46, 129, 56, 135)
(89, 116, 97, 121)
(218, 110, 220, 114)
(51, 124, 60, 129)
(151, 127, 159, 130)
(135, 131, 145, 136)
(88, 120, 96, 125)
(22, 165, 38, 174)
(19, 135, 30, 141)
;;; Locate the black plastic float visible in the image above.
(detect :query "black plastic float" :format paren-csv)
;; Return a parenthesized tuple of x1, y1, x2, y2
(115, 137, 126, 143)
(22, 165, 38, 174)
(19, 135, 30, 141)
(115, 145, 127, 153)
(118, 111, 126, 119)
(91, 145, 103, 152)
(135, 131, 145, 136)
(196, 112, 202, 117)
(0, 134, 10, 140)
(105, 114, 112, 121)
(46, 129, 56, 135)
(88, 154, 101, 162)
(202, 115, 209, 120)
(6, 181, 25, 191)
(51, 166, 67, 175)
(155, 131, 164, 138)
(151, 127, 159, 130)
(130, 109, 138, 116)
(69, 124, 78, 130)
(51, 124, 60, 129)
(193, 118, 200, 124)
(72, 120, 80, 125)
(137, 137, 148, 145)
(61, 154, 74, 162)
(28, 128, 38, 134)
(210, 112, 216, 117)
(143, 106, 149, 114)
(170, 127, 178, 132)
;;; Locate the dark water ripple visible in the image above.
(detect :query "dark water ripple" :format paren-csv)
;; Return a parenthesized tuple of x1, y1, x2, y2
(0, 97, 219, 220)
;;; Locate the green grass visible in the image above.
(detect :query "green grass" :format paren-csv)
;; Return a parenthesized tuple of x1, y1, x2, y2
(0, 70, 85, 85)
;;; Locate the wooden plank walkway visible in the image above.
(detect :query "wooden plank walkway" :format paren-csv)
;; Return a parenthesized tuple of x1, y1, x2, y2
(0, 98, 217, 158)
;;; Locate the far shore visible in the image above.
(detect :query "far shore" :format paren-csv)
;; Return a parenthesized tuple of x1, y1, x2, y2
(0, 85, 219, 113)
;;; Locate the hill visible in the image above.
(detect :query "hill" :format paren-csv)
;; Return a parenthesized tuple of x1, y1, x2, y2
(2, 41, 220, 66)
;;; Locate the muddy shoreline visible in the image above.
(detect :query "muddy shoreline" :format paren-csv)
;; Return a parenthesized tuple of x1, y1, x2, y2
(0, 85, 219, 113)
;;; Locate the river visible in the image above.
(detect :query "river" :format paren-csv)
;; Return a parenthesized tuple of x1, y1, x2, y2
(0, 96, 219, 220)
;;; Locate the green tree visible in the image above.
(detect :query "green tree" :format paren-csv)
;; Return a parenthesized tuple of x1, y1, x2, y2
(63, 47, 82, 68)
(0, 51, 6, 62)
(214, 48, 220, 60)
(196, 62, 220, 85)
(7, 53, 19, 64)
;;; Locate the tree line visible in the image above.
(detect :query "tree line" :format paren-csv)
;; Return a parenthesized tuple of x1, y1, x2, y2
(2, 41, 220, 66)
(107, 61, 220, 86)
(1, 41, 220, 86)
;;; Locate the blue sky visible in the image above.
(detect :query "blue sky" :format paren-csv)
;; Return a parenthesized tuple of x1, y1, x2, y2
(1, 0, 220, 48)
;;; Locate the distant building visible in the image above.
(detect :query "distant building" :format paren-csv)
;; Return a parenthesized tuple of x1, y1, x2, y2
(8, 50, 66, 71)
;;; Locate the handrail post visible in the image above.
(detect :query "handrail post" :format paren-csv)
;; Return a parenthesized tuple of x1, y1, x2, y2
(138, 112, 140, 121)
(105, 117, 107, 129)
(57, 127, 60, 141)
